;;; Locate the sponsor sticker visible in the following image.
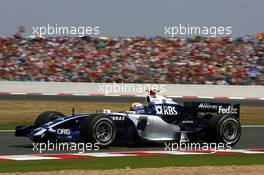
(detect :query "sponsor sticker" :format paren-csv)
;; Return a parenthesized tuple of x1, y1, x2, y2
(56, 129, 71, 135)
(111, 116, 125, 121)
(198, 103, 218, 110)
(155, 105, 178, 115)
(218, 106, 238, 114)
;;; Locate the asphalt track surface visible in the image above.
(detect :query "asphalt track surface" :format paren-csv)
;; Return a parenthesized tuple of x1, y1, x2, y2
(0, 95, 263, 156)
(0, 127, 263, 155)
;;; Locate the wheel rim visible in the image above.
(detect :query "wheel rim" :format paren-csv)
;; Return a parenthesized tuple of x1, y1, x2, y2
(222, 120, 238, 141)
(95, 121, 113, 143)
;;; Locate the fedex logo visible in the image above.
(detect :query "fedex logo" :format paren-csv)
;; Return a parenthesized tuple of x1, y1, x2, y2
(218, 106, 238, 114)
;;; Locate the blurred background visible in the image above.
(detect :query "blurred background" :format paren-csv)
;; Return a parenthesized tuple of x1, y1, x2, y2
(0, 0, 263, 85)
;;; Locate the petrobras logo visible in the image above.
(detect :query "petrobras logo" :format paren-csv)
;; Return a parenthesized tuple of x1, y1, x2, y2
(218, 106, 238, 114)
(56, 129, 71, 135)
(198, 103, 218, 110)
(155, 105, 178, 115)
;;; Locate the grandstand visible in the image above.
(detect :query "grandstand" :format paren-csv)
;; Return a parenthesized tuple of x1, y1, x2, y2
(0, 34, 263, 85)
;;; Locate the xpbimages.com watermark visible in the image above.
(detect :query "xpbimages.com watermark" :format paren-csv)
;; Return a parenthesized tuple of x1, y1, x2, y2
(32, 141, 100, 153)
(164, 142, 232, 153)
(164, 24, 232, 37)
(98, 83, 166, 95)
(32, 24, 100, 37)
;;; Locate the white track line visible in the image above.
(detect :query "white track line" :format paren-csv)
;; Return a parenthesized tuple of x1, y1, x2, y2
(228, 97, 246, 100)
(0, 130, 15, 132)
(72, 93, 88, 96)
(197, 96, 215, 99)
(0, 155, 60, 161)
(241, 125, 264, 128)
(9, 92, 27, 95)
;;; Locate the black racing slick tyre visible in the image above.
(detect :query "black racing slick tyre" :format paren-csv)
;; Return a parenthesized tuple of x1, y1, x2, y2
(80, 115, 116, 147)
(34, 111, 65, 127)
(208, 114, 241, 146)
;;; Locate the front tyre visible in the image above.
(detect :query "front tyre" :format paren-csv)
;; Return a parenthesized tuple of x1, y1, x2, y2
(80, 115, 116, 147)
(35, 111, 65, 127)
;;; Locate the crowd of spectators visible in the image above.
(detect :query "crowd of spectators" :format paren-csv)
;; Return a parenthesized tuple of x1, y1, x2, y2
(0, 34, 263, 85)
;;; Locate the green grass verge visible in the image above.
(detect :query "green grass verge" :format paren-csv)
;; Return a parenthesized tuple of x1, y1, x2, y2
(0, 155, 264, 173)
(0, 100, 263, 130)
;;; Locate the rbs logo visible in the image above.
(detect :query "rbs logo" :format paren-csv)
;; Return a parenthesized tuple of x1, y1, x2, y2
(155, 105, 178, 115)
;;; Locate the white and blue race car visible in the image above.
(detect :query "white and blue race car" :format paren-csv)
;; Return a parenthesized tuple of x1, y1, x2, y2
(15, 90, 241, 146)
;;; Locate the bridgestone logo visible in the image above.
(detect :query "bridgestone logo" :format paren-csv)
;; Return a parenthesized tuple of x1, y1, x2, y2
(218, 106, 238, 114)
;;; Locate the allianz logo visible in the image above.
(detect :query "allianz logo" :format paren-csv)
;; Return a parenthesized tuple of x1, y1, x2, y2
(198, 103, 218, 109)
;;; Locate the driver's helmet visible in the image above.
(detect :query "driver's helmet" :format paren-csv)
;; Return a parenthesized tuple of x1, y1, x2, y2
(130, 102, 145, 113)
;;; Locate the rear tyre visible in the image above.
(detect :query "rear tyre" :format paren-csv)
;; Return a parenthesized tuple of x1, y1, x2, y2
(34, 111, 65, 127)
(208, 114, 241, 146)
(80, 115, 116, 147)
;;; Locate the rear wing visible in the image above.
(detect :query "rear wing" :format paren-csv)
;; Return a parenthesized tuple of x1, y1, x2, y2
(184, 102, 240, 118)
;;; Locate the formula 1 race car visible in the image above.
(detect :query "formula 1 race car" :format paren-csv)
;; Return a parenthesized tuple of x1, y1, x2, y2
(15, 90, 241, 146)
